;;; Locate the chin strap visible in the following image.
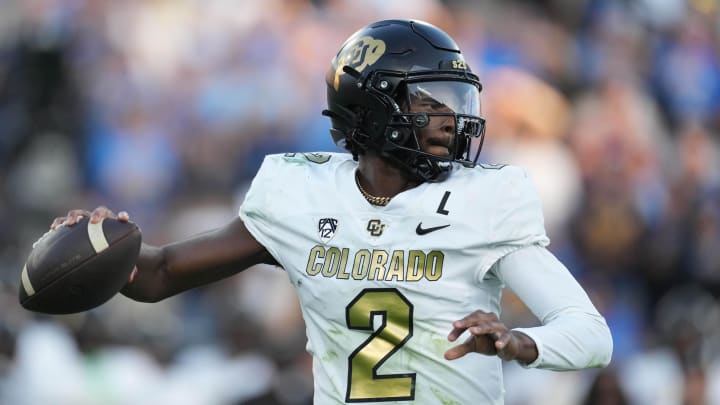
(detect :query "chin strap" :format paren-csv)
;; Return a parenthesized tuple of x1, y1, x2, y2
(413, 158, 452, 182)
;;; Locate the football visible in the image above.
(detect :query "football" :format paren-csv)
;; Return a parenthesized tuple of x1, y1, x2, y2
(19, 216, 142, 314)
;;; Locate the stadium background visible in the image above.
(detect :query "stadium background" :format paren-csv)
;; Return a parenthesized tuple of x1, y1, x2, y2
(1, 0, 719, 404)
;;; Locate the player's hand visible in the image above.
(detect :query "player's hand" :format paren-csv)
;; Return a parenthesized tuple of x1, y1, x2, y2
(51, 207, 136, 283)
(444, 310, 533, 362)
(51, 206, 129, 229)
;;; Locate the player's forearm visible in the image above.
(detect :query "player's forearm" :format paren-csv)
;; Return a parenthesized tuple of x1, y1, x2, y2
(120, 240, 244, 302)
(120, 219, 274, 302)
(120, 240, 245, 302)
(119, 240, 236, 302)
(496, 245, 614, 370)
(513, 311, 612, 370)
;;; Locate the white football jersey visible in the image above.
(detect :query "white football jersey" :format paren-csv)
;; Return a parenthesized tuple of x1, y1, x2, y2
(239, 152, 549, 404)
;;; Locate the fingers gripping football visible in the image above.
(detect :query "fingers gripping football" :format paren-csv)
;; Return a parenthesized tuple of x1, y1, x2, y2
(51, 207, 129, 230)
(51, 209, 89, 230)
(444, 310, 520, 361)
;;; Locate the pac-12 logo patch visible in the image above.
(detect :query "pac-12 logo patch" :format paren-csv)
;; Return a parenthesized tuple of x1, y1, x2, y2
(318, 218, 338, 243)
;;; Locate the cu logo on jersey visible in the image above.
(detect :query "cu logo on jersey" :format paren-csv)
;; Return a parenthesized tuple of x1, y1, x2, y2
(366, 219, 386, 237)
(318, 218, 338, 243)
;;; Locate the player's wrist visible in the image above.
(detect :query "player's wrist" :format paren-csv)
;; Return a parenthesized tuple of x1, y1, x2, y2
(510, 331, 538, 364)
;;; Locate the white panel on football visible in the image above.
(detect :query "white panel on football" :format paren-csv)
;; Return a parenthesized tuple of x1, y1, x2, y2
(21, 264, 36, 296)
(87, 218, 109, 253)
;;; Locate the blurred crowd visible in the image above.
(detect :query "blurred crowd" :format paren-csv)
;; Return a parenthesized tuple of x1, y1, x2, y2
(1, 0, 720, 404)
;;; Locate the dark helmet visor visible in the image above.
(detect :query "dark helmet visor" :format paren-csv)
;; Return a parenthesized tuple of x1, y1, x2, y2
(406, 81, 480, 118)
(405, 81, 484, 141)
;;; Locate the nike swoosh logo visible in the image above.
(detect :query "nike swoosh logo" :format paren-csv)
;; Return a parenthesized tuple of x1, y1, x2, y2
(415, 223, 450, 235)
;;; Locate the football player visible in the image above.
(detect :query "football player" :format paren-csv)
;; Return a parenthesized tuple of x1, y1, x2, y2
(53, 19, 612, 404)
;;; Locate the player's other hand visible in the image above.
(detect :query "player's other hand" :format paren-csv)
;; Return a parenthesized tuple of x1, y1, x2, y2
(444, 310, 537, 363)
(51, 206, 130, 229)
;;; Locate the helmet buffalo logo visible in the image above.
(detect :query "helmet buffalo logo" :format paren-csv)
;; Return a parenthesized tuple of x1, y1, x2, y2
(334, 36, 386, 90)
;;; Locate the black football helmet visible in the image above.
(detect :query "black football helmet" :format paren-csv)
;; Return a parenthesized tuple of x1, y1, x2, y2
(323, 19, 486, 181)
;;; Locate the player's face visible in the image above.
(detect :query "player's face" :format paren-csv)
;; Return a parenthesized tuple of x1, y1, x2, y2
(406, 81, 481, 157)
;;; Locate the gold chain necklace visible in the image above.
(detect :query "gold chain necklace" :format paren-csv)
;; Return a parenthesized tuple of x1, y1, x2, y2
(355, 172, 392, 206)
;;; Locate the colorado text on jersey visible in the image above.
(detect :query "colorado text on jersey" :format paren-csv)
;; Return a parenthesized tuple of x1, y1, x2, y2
(306, 245, 443, 282)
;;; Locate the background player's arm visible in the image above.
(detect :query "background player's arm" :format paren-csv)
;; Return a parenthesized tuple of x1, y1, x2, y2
(52, 207, 275, 303)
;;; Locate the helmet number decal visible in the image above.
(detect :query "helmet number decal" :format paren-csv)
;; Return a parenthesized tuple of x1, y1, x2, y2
(334, 36, 386, 90)
(451, 60, 467, 70)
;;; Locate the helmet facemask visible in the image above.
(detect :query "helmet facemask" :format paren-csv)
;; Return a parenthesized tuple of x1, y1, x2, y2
(368, 72, 486, 181)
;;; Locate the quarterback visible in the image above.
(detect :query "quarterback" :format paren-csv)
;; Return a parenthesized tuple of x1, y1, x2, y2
(53, 20, 612, 403)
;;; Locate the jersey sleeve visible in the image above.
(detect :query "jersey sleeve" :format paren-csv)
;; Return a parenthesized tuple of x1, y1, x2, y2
(494, 245, 613, 370)
(238, 155, 293, 267)
(238, 152, 338, 268)
(474, 166, 550, 280)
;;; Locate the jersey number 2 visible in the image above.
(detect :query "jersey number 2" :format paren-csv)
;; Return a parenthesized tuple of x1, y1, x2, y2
(345, 288, 415, 402)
